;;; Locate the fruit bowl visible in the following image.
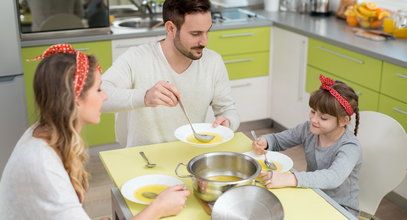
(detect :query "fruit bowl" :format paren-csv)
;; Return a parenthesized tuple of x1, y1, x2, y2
(345, 2, 390, 29)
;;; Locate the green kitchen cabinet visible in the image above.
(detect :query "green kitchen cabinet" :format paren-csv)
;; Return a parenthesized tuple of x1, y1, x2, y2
(381, 62, 407, 103)
(208, 27, 270, 80)
(378, 95, 407, 131)
(208, 27, 270, 56)
(306, 38, 407, 131)
(308, 38, 382, 91)
(21, 41, 116, 146)
(379, 62, 407, 131)
(306, 67, 379, 111)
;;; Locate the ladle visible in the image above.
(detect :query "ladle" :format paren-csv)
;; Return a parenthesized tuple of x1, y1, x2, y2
(178, 99, 215, 143)
(139, 151, 156, 168)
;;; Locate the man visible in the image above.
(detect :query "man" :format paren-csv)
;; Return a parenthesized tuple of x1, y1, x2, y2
(102, 0, 239, 147)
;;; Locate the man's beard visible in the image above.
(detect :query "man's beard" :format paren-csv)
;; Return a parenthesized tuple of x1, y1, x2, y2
(174, 32, 204, 60)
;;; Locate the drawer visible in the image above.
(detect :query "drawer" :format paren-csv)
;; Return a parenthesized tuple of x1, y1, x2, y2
(381, 62, 407, 103)
(308, 38, 382, 91)
(208, 27, 270, 56)
(112, 35, 165, 61)
(205, 76, 269, 123)
(306, 66, 379, 111)
(378, 94, 407, 132)
(223, 51, 269, 80)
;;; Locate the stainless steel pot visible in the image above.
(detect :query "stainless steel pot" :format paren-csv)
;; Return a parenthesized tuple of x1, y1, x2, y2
(175, 151, 261, 202)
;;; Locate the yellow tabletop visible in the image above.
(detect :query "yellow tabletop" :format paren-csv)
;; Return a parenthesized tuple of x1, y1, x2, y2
(99, 132, 351, 220)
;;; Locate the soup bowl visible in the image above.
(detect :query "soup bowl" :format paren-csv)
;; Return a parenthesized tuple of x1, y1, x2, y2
(175, 151, 261, 202)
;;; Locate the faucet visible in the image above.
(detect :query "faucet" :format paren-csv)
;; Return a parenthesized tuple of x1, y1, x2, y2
(129, 0, 156, 20)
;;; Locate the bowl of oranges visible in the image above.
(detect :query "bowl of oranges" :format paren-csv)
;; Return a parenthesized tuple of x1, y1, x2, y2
(345, 2, 390, 29)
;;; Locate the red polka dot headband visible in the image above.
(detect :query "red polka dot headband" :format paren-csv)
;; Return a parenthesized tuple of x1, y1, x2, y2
(28, 44, 102, 98)
(319, 75, 354, 116)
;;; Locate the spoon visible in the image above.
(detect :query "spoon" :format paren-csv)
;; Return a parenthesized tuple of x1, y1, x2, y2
(178, 99, 215, 143)
(250, 130, 277, 170)
(142, 192, 158, 199)
(139, 152, 156, 168)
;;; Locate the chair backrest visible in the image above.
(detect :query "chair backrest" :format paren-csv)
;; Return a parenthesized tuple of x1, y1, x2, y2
(357, 111, 407, 215)
(40, 13, 84, 31)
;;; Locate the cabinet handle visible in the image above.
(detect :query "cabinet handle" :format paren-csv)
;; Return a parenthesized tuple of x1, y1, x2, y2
(76, 48, 90, 51)
(220, 32, 254, 38)
(396, 73, 407, 79)
(392, 107, 407, 115)
(317, 46, 364, 64)
(224, 58, 253, 64)
(115, 44, 140, 49)
(231, 82, 251, 88)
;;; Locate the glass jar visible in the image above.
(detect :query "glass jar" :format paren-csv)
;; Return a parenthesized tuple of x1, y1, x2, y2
(394, 10, 407, 38)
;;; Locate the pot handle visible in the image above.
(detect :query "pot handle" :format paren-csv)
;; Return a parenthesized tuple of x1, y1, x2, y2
(175, 162, 193, 178)
(255, 170, 273, 185)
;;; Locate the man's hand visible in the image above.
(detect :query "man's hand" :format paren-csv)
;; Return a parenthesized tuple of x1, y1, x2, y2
(212, 115, 230, 128)
(144, 81, 180, 107)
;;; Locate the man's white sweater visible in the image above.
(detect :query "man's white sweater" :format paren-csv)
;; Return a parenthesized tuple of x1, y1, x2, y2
(102, 41, 239, 147)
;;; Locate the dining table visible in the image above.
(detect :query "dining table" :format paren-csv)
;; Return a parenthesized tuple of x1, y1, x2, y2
(99, 132, 358, 220)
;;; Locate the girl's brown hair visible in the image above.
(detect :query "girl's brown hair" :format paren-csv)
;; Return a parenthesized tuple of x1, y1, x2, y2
(33, 53, 98, 203)
(309, 80, 360, 136)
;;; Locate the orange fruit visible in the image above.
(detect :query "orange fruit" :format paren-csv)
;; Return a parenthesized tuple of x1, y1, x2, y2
(346, 16, 359, 26)
(370, 20, 382, 29)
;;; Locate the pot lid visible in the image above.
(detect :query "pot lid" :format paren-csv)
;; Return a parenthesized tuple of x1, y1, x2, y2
(212, 185, 284, 220)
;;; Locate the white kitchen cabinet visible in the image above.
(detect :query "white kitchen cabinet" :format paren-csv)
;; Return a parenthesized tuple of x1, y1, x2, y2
(206, 76, 269, 123)
(269, 27, 310, 128)
(111, 35, 165, 61)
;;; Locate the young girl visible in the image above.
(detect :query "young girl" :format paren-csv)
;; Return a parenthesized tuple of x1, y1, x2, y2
(253, 75, 361, 217)
(0, 44, 190, 219)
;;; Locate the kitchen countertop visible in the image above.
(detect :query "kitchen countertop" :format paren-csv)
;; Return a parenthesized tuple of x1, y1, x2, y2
(21, 10, 407, 68)
(258, 11, 407, 68)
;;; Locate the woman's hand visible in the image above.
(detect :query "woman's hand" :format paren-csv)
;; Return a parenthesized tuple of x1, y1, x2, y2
(151, 184, 191, 218)
(252, 136, 268, 155)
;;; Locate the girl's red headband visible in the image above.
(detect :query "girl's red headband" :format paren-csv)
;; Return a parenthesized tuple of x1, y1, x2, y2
(28, 44, 102, 98)
(319, 75, 354, 116)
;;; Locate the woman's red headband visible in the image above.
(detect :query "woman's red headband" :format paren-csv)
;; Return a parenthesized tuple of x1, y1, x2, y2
(28, 44, 102, 98)
(319, 75, 354, 116)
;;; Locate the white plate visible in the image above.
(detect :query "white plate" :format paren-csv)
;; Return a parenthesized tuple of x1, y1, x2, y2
(120, 174, 183, 205)
(174, 123, 234, 147)
(243, 151, 294, 172)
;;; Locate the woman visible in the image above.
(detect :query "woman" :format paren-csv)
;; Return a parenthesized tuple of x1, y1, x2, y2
(0, 44, 190, 219)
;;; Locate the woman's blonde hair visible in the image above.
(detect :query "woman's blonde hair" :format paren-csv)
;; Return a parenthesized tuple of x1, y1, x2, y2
(33, 53, 97, 203)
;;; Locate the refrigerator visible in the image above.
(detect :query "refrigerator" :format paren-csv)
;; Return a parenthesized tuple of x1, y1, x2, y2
(0, 0, 28, 176)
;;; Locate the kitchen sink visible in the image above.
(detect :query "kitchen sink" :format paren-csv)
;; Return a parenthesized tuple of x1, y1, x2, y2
(112, 17, 164, 29)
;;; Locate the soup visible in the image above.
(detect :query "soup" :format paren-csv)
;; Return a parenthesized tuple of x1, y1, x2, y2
(134, 184, 168, 203)
(206, 175, 243, 182)
(186, 132, 223, 144)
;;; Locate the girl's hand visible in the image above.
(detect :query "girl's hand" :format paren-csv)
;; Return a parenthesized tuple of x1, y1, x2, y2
(151, 184, 191, 218)
(252, 136, 268, 155)
(261, 172, 298, 189)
